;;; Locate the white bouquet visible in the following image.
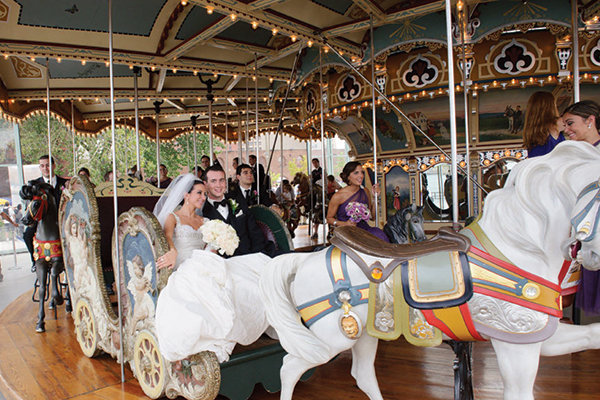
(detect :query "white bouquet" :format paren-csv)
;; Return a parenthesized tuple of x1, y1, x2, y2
(200, 219, 240, 256)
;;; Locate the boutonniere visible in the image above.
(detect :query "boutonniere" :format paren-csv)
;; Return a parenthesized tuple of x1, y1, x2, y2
(229, 199, 239, 214)
(252, 190, 258, 197)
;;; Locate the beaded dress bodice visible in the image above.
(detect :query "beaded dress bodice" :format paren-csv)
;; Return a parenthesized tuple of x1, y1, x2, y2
(171, 213, 206, 269)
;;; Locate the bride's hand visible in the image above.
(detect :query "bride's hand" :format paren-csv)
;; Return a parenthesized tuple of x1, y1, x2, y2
(157, 248, 177, 270)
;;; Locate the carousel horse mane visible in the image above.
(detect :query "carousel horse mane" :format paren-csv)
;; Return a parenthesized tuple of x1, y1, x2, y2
(479, 141, 600, 266)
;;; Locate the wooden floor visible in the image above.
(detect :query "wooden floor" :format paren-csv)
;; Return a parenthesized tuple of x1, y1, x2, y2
(2, 291, 600, 399)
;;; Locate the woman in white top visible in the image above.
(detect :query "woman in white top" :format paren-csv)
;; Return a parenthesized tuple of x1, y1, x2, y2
(153, 174, 270, 362)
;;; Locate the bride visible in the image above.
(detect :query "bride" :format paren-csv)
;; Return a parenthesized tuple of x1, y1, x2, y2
(153, 173, 271, 362)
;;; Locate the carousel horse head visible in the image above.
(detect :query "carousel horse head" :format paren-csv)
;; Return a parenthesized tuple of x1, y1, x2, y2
(383, 204, 426, 244)
(291, 172, 308, 187)
(564, 179, 600, 271)
(20, 182, 56, 227)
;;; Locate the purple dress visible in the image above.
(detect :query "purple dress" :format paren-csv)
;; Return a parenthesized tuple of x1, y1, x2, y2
(336, 188, 390, 242)
(577, 139, 600, 314)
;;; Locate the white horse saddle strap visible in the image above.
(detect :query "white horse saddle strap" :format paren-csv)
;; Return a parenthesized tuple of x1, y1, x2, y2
(296, 246, 368, 327)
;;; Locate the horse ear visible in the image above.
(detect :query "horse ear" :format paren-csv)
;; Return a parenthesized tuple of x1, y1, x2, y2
(416, 206, 424, 215)
(404, 212, 412, 221)
(19, 185, 33, 200)
(410, 203, 417, 212)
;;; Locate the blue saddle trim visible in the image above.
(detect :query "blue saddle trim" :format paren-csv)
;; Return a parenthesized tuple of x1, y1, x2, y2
(297, 247, 369, 327)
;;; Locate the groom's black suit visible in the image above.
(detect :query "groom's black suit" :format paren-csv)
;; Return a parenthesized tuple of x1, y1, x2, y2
(202, 197, 276, 257)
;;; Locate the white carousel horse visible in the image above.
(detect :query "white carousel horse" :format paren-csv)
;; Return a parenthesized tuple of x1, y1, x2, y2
(260, 141, 600, 400)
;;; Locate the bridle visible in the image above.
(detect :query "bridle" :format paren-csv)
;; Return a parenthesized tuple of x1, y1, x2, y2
(571, 179, 600, 243)
(27, 192, 48, 222)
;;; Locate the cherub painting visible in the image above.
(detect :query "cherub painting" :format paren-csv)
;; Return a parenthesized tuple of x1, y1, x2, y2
(126, 254, 155, 335)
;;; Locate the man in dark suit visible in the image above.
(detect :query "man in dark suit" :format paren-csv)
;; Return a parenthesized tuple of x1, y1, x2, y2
(24, 155, 68, 272)
(248, 154, 268, 193)
(230, 163, 273, 208)
(202, 165, 276, 257)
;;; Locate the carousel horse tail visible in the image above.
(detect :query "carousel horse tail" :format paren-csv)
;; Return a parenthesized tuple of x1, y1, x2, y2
(260, 254, 332, 365)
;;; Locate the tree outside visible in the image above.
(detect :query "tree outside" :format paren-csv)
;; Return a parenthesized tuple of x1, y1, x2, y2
(18, 115, 220, 184)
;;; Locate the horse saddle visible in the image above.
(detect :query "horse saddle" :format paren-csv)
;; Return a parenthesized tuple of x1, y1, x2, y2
(331, 226, 473, 309)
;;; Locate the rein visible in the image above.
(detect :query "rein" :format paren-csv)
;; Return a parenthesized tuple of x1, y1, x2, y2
(27, 194, 48, 222)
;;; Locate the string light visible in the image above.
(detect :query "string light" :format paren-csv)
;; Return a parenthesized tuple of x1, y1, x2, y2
(206, 6, 214, 14)
(181, 0, 187, 5)
(252, 21, 258, 29)
(272, 28, 278, 36)
(81, 60, 86, 65)
(230, 13, 237, 21)
(307, 40, 313, 47)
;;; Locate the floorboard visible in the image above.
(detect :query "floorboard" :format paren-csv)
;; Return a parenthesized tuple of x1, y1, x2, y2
(3, 290, 600, 399)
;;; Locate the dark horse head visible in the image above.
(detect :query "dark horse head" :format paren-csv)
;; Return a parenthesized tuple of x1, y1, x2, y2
(20, 182, 60, 242)
(384, 204, 426, 244)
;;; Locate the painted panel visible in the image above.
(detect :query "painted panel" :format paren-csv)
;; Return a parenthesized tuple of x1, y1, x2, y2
(360, 107, 408, 152)
(398, 95, 465, 147)
(384, 165, 410, 220)
(123, 231, 158, 311)
(478, 86, 554, 142)
(330, 115, 372, 156)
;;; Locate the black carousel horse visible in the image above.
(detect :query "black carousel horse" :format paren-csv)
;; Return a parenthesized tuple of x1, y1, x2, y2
(383, 204, 426, 243)
(20, 181, 69, 332)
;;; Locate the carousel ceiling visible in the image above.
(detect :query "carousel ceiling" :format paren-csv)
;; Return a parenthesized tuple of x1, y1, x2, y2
(0, 0, 598, 144)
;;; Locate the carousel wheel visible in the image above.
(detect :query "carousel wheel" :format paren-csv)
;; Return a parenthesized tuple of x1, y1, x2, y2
(134, 330, 166, 399)
(74, 298, 100, 357)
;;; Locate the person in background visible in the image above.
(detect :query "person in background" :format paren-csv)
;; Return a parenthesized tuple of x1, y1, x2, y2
(228, 157, 240, 193)
(562, 100, 600, 146)
(326, 161, 389, 242)
(200, 155, 211, 171)
(0, 210, 18, 282)
(326, 175, 341, 200)
(148, 164, 173, 188)
(103, 170, 113, 182)
(311, 158, 323, 186)
(229, 164, 273, 207)
(522, 91, 565, 157)
(248, 155, 268, 193)
(24, 155, 68, 273)
(78, 167, 96, 188)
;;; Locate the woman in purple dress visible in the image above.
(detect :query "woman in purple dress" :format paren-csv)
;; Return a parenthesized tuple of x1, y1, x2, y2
(326, 161, 389, 242)
(522, 91, 565, 158)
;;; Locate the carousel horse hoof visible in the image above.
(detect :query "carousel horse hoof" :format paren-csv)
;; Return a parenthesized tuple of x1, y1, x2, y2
(65, 300, 73, 313)
(35, 321, 45, 333)
(53, 293, 64, 307)
(48, 299, 55, 310)
(311, 233, 318, 240)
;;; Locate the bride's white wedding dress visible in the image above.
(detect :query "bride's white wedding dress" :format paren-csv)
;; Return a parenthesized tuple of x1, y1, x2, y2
(155, 213, 271, 362)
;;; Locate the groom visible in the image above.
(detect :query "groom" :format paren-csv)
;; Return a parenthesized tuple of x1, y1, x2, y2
(202, 165, 276, 257)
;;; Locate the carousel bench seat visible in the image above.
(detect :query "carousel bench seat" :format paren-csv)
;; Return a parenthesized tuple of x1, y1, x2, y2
(94, 178, 164, 289)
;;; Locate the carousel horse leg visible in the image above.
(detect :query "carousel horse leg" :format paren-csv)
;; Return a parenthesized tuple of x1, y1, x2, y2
(444, 340, 474, 400)
(35, 262, 48, 333)
(50, 260, 64, 309)
(540, 322, 600, 356)
(490, 338, 542, 400)
(279, 354, 321, 400)
(64, 282, 72, 313)
(350, 334, 383, 400)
